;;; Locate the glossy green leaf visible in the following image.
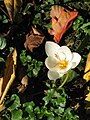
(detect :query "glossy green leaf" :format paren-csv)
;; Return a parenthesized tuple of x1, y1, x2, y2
(23, 101, 35, 113)
(11, 109, 23, 120)
(8, 94, 21, 111)
(0, 57, 4, 62)
(0, 36, 6, 50)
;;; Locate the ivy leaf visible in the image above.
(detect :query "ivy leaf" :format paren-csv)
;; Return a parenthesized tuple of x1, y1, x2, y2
(43, 89, 55, 105)
(0, 36, 6, 50)
(23, 101, 35, 113)
(80, 22, 90, 35)
(23, 102, 35, 119)
(73, 16, 84, 31)
(11, 109, 23, 120)
(62, 108, 79, 120)
(8, 94, 21, 111)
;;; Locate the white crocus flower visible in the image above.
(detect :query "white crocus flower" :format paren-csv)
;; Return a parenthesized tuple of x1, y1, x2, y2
(45, 41, 81, 80)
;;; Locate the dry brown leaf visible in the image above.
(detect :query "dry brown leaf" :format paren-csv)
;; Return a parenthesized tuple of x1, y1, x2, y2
(24, 27, 44, 52)
(4, 0, 22, 21)
(21, 75, 28, 87)
(48, 5, 78, 43)
(0, 49, 17, 105)
(85, 92, 90, 102)
(0, 102, 5, 112)
(17, 75, 28, 93)
(83, 53, 90, 82)
(0, 78, 3, 97)
(32, 27, 41, 35)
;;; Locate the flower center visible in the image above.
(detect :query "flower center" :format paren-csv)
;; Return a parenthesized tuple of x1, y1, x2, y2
(58, 60, 68, 69)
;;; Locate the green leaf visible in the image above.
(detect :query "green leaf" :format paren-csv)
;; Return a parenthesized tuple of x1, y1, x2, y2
(47, 0, 54, 4)
(33, 68, 38, 77)
(2, 19, 8, 23)
(23, 3, 32, 15)
(51, 96, 66, 108)
(2, 15, 8, 23)
(43, 89, 55, 105)
(73, 16, 84, 31)
(23, 101, 35, 113)
(61, 70, 77, 84)
(27, 55, 32, 62)
(54, 107, 64, 115)
(61, 108, 79, 120)
(0, 57, 5, 62)
(80, 22, 90, 35)
(20, 50, 27, 66)
(0, 36, 6, 50)
(8, 94, 21, 111)
(11, 109, 23, 120)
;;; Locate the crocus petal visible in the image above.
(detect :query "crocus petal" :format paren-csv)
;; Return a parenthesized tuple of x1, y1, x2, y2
(45, 41, 60, 57)
(45, 56, 59, 71)
(48, 70, 60, 80)
(58, 46, 72, 62)
(55, 52, 66, 60)
(71, 52, 81, 68)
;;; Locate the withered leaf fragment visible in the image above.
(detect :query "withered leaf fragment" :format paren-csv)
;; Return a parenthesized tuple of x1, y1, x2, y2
(0, 49, 17, 105)
(24, 27, 44, 52)
(48, 5, 78, 43)
(85, 92, 90, 102)
(4, 0, 22, 21)
(83, 53, 90, 82)
(17, 75, 28, 93)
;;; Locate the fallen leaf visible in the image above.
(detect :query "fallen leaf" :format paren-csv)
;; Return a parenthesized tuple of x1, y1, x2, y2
(85, 92, 90, 102)
(48, 5, 78, 43)
(0, 78, 3, 97)
(0, 49, 17, 105)
(0, 102, 5, 112)
(83, 53, 90, 82)
(24, 27, 44, 52)
(32, 27, 41, 35)
(17, 75, 28, 93)
(4, 0, 22, 21)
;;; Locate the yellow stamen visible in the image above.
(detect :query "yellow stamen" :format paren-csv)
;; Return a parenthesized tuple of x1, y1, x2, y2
(58, 60, 68, 69)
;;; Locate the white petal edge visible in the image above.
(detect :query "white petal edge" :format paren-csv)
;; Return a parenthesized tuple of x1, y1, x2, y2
(71, 52, 81, 68)
(48, 71, 60, 80)
(58, 46, 72, 62)
(45, 41, 60, 57)
(45, 56, 59, 71)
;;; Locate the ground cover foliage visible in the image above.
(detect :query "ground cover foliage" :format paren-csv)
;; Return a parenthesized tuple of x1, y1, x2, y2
(0, 0, 90, 120)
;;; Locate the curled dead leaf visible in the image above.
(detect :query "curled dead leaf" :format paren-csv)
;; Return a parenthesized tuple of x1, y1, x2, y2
(0, 49, 17, 105)
(17, 75, 28, 93)
(4, 0, 22, 21)
(0, 78, 3, 97)
(83, 53, 90, 82)
(85, 92, 90, 102)
(48, 5, 78, 43)
(0, 102, 5, 112)
(24, 27, 45, 52)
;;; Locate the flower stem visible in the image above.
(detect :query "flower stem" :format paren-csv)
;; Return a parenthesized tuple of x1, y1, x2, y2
(58, 73, 69, 89)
